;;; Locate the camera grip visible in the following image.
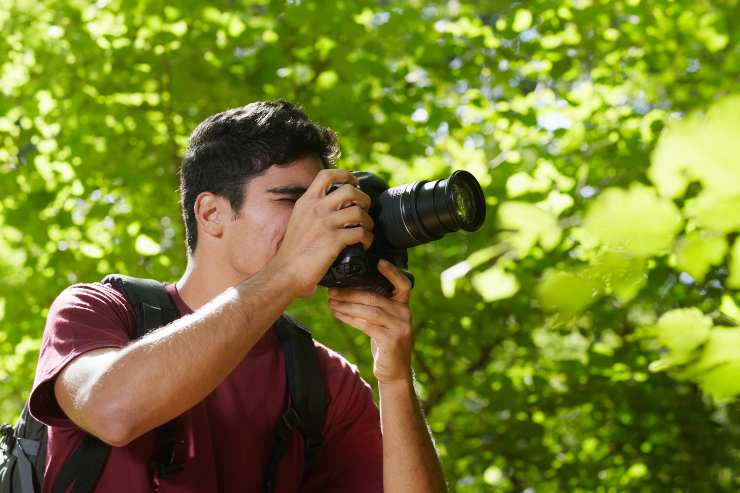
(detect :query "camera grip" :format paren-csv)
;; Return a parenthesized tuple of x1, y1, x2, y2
(318, 245, 415, 297)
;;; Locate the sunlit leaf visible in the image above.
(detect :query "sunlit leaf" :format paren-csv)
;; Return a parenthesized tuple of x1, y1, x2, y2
(653, 308, 712, 357)
(672, 231, 727, 281)
(583, 184, 682, 257)
(728, 237, 740, 289)
(649, 94, 740, 200)
(537, 269, 601, 314)
(471, 265, 520, 302)
(79, 242, 104, 259)
(684, 193, 740, 234)
(498, 202, 562, 255)
(687, 328, 740, 400)
(512, 9, 533, 32)
(135, 234, 161, 256)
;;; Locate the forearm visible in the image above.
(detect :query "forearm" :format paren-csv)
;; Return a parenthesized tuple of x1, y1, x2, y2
(74, 263, 296, 444)
(379, 377, 447, 493)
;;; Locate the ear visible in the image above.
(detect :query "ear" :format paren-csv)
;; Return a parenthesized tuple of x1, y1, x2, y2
(194, 192, 228, 239)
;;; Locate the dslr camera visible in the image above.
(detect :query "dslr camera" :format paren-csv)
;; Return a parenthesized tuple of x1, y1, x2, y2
(319, 170, 486, 297)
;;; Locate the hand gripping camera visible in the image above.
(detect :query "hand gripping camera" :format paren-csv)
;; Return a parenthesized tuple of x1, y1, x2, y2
(318, 170, 486, 297)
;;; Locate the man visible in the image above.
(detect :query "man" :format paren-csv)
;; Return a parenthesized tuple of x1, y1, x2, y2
(29, 101, 447, 492)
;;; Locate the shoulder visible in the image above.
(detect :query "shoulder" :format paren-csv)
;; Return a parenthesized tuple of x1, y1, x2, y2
(313, 340, 369, 390)
(46, 281, 136, 340)
(311, 338, 379, 427)
(53, 281, 130, 307)
(30, 282, 136, 425)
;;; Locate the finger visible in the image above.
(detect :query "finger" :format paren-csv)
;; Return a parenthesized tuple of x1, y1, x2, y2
(305, 169, 358, 198)
(332, 309, 389, 342)
(376, 259, 413, 303)
(322, 184, 371, 212)
(328, 206, 374, 231)
(337, 226, 374, 251)
(328, 287, 401, 316)
(328, 290, 411, 326)
(328, 298, 405, 328)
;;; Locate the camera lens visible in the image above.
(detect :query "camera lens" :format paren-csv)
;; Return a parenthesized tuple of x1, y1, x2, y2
(376, 170, 486, 249)
(448, 171, 485, 231)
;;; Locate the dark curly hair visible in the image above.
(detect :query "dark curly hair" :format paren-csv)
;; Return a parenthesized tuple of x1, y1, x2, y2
(178, 100, 340, 255)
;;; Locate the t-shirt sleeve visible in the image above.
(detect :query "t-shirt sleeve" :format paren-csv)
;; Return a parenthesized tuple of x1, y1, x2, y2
(303, 342, 383, 493)
(28, 282, 135, 427)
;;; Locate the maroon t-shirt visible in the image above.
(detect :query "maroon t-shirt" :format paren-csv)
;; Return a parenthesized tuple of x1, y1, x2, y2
(29, 282, 383, 492)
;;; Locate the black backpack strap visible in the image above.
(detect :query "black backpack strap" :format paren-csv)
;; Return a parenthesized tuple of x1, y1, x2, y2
(51, 435, 109, 493)
(50, 275, 183, 493)
(101, 275, 184, 479)
(101, 274, 180, 338)
(263, 315, 330, 493)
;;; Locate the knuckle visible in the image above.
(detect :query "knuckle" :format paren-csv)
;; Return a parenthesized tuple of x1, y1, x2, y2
(401, 324, 412, 338)
(363, 211, 375, 230)
(360, 193, 371, 209)
(345, 227, 364, 245)
(397, 316, 411, 331)
(398, 305, 411, 319)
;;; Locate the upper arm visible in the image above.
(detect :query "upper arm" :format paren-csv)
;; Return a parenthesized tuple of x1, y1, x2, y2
(53, 347, 122, 434)
(28, 283, 133, 429)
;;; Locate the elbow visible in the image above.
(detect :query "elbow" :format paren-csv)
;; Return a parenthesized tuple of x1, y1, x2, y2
(84, 398, 140, 447)
(95, 424, 136, 448)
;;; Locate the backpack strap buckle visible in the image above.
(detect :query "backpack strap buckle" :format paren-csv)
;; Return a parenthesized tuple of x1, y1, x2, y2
(0, 423, 15, 453)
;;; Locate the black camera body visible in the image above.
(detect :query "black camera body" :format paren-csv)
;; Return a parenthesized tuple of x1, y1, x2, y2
(318, 170, 486, 297)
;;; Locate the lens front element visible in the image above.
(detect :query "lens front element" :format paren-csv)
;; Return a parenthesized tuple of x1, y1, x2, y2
(447, 171, 485, 231)
(376, 170, 486, 249)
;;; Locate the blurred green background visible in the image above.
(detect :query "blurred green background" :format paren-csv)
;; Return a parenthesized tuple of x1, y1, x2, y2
(1, 0, 739, 491)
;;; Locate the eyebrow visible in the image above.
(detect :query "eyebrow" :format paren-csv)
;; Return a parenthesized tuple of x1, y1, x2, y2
(265, 185, 308, 195)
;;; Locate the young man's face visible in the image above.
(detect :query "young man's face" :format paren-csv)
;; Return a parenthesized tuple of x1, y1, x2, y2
(221, 154, 323, 281)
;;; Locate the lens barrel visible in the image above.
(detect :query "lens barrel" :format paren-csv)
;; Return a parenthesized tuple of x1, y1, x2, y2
(377, 170, 486, 249)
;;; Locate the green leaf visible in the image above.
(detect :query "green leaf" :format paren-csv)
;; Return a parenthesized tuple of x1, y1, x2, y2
(688, 328, 740, 399)
(649, 94, 740, 200)
(653, 308, 712, 357)
(684, 194, 740, 234)
(512, 9, 533, 32)
(728, 238, 740, 289)
(673, 231, 727, 281)
(135, 234, 161, 256)
(498, 202, 562, 255)
(471, 265, 520, 302)
(483, 465, 505, 486)
(585, 251, 647, 303)
(719, 295, 740, 324)
(583, 184, 682, 257)
(537, 269, 601, 314)
(79, 242, 104, 259)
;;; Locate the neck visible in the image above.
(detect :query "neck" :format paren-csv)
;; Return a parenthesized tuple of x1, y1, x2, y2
(176, 251, 242, 312)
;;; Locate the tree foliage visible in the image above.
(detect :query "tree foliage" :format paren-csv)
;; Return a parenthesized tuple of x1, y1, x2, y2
(1, 0, 739, 491)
